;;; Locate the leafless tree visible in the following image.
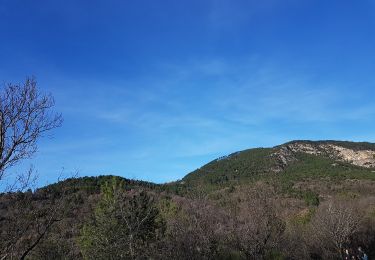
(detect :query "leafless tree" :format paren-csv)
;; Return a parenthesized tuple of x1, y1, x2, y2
(163, 197, 232, 260)
(0, 77, 63, 259)
(0, 189, 64, 260)
(230, 183, 285, 259)
(309, 198, 363, 258)
(0, 77, 62, 185)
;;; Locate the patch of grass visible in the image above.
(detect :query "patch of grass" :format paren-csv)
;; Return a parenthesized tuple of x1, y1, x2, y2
(337, 191, 360, 199)
(290, 208, 316, 226)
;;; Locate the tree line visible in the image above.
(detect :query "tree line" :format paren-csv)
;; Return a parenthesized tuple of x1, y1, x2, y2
(0, 78, 375, 259)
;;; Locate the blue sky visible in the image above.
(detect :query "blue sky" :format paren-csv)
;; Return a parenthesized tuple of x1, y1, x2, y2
(1, 0, 375, 185)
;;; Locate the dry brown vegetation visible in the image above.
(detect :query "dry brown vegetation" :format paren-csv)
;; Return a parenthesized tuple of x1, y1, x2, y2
(1, 79, 375, 259)
(1, 177, 375, 259)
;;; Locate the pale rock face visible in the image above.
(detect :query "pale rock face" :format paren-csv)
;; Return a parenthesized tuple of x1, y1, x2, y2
(271, 142, 375, 172)
(287, 143, 322, 155)
(324, 144, 375, 168)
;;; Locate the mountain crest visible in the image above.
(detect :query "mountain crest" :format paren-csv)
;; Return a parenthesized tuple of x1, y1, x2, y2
(271, 140, 375, 171)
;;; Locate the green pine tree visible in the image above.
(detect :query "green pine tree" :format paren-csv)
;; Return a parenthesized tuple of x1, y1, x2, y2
(79, 177, 164, 259)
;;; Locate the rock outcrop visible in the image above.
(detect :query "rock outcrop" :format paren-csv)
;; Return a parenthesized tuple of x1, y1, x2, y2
(271, 141, 375, 172)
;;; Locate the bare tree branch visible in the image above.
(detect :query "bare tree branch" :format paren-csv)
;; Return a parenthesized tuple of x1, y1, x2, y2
(0, 77, 62, 181)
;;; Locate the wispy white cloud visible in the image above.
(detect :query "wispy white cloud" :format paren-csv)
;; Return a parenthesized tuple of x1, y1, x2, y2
(56, 57, 374, 132)
(27, 56, 375, 183)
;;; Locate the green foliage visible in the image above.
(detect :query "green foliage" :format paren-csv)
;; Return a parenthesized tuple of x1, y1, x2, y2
(302, 191, 320, 206)
(158, 197, 180, 220)
(39, 175, 160, 197)
(290, 208, 316, 226)
(266, 152, 375, 203)
(265, 250, 286, 260)
(78, 178, 165, 259)
(216, 250, 244, 260)
(279, 153, 374, 182)
(177, 141, 375, 198)
(4, 140, 375, 259)
(180, 148, 277, 195)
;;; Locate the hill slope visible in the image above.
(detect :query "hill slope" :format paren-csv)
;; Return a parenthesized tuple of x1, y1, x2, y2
(181, 140, 375, 194)
(2, 140, 375, 259)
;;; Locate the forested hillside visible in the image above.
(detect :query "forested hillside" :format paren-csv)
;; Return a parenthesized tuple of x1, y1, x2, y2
(2, 141, 375, 259)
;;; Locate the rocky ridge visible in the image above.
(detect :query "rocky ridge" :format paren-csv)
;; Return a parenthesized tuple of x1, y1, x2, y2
(271, 141, 375, 172)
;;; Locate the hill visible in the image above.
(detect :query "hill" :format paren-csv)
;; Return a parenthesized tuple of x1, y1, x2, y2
(2, 140, 375, 259)
(179, 140, 375, 195)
